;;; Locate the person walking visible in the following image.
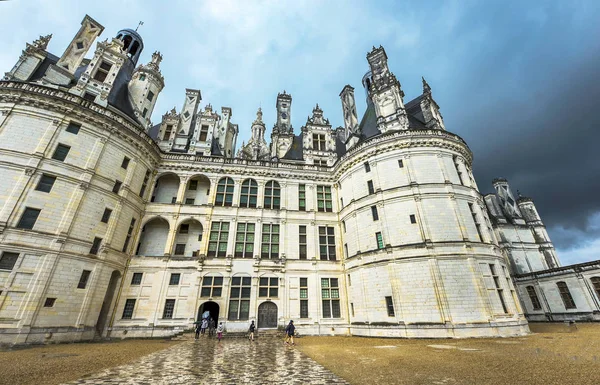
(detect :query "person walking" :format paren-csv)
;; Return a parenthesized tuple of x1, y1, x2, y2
(208, 318, 216, 337)
(200, 318, 208, 336)
(216, 322, 224, 342)
(248, 320, 256, 342)
(284, 320, 295, 345)
(194, 322, 201, 340)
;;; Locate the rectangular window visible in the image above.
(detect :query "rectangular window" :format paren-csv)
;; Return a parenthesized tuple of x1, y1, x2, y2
(453, 156, 464, 185)
(321, 278, 341, 318)
(526, 286, 542, 310)
(121, 157, 130, 169)
(342, 220, 346, 233)
(131, 272, 143, 285)
(142, 108, 148, 118)
(122, 218, 136, 253)
(410, 214, 417, 224)
(65, 122, 81, 134)
(169, 273, 181, 285)
(234, 223, 255, 258)
(364, 162, 371, 172)
(299, 225, 307, 260)
(162, 299, 176, 319)
(376, 232, 384, 249)
(469, 203, 484, 242)
(52, 144, 70, 162)
(112, 180, 122, 194)
(185, 199, 194, 206)
(300, 277, 309, 318)
(77, 270, 92, 289)
(319, 226, 336, 261)
(122, 299, 136, 319)
(35, 174, 56, 193)
(171, 197, 177, 204)
(367, 180, 375, 195)
(398, 159, 404, 168)
(199, 125, 209, 141)
(83, 92, 96, 102)
(314, 159, 328, 167)
(557, 282, 577, 309)
(201, 276, 223, 297)
(344, 244, 349, 259)
(208, 222, 230, 258)
(163, 124, 173, 141)
(261, 224, 280, 259)
(146, 90, 155, 102)
(0, 252, 19, 271)
(139, 170, 151, 197)
(317, 185, 333, 212)
(228, 276, 251, 320)
(101, 208, 112, 223)
(17, 207, 41, 230)
(489, 264, 508, 313)
(313, 133, 326, 151)
(90, 237, 102, 255)
(44, 298, 56, 307)
(174, 244, 186, 255)
(179, 224, 189, 234)
(385, 296, 395, 317)
(259, 277, 278, 298)
(351, 303, 355, 317)
(298, 184, 306, 211)
(371, 206, 379, 221)
(189, 180, 198, 190)
(93, 61, 112, 82)
(340, 198, 344, 209)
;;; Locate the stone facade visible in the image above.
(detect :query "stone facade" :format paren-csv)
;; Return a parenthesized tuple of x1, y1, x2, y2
(3, 14, 594, 345)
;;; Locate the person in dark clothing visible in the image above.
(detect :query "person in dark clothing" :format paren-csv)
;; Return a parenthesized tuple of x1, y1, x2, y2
(194, 322, 201, 340)
(208, 318, 216, 337)
(284, 320, 295, 345)
(248, 320, 256, 341)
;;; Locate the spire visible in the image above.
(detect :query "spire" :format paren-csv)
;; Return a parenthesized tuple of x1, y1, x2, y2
(422, 76, 431, 95)
(149, 51, 163, 70)
(254, 107, 263, 124)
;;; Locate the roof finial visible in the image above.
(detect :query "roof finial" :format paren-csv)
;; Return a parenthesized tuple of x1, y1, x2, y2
(135, 21, 144, 32)
(422, 76, 431, 94)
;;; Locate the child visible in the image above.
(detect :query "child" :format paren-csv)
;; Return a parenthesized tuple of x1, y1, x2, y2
(216, 322, 224, 342)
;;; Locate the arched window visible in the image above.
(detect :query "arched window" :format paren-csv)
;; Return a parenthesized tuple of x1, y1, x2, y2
(557, 282, 576, 309)
(264, 181, 281, 209)
(130, 41, 140, 56)
(215, 177, 234, 207)
(240, 179, 258, 208)
(526, 286, 542, 310)
(591, 277, 600, 301)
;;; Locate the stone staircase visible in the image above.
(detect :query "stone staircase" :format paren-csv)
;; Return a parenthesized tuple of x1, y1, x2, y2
(172, 329, 284, 341)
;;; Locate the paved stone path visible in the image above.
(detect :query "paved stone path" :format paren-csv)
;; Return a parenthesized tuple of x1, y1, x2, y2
(65, 337, 349, 384)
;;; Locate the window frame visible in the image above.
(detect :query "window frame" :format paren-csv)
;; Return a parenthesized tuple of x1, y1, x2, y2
(131, 272, 143, 285)
(0, 252, 19, 271)
(316, 185, 333, 212)
(264, 181, 281, 210)
(240, 179, 258, 208)
(77, 270, 92, 289)
(557, 281, 577, 309)
(35, 174, 56, 193)
(385, 296, 395, 317)
(101, 208, 112, 223)
(52, 144, 71, 162)
(298, 184, 306, 211)
(371, 205, 379, 221)
(321, 278, 341, 318)
(299, 225, 307, 260)
(162, 299, 176, 319)
(375, 232, 384, 249)
(258, 276, 279, 298)
(215, 177, 234, 207)
(228, 276, 251, 321)
(17, 207, 41, 230)
(207, 221, 230, 258)
(318, 226, 336, 261)
(89, 237, 103, 255)
(93, 61, 112, 82)
(122, 299, 136, 319)
(201, 276, 224, 298)
(261, 223, 280, 259)
(526, 285, 542, 310)
(300, 277, 309, 318)
(234, 222, 255, 258)
(65, 122, 81, 134)
(169, 273, 181, 286)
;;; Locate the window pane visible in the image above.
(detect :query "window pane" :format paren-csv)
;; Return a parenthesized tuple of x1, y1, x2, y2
(242, 277, 251, 286)
(241, 287, 251, 298)
(212, 287, 222, 297)
(231, 287, 240, 297)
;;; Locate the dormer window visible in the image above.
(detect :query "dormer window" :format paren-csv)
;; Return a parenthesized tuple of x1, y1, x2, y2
(139, 74, 146, 81)
(199, 125, 209, 141)
(313, 133, 326, 151)
(93, 61, 112, 82)
(163, 124, 173, 141)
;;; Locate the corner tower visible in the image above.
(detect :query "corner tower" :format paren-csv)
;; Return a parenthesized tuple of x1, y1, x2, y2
(128, 51, 165, 129)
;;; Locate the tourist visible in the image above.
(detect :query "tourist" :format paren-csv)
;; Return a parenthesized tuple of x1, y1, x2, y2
(216, 322, 224, 341)
(248, 320, 256, 341)
(194, 322, 201, 340)
(200, 318, 208, 336)
(284, 320, 295, 345)
(209, 318, 216, 337)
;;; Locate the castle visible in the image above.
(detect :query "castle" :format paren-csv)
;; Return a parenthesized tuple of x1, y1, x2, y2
(0, 15, 598, 345)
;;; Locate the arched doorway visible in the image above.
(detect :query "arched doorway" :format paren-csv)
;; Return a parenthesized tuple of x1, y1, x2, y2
(198, 301, 220, 322)
(258, 302, 278, 329)
(96, 270, 121, 337)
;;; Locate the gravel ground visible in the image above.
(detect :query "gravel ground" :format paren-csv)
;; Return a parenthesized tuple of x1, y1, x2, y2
(0, 339, 181, 385)
(297, 323, 600, 385)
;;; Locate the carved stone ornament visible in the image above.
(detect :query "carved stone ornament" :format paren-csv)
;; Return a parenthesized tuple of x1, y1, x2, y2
(24, 168, 35, 176)
(26, 34, 52, 52)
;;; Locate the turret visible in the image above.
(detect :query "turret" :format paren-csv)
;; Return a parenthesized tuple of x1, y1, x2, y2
(365, 46, 409, 132)
(128, 51, 165, 129)
(271, 91, 295, 159)
(517, 195, 560, 268)
(238, 108, 270, 160)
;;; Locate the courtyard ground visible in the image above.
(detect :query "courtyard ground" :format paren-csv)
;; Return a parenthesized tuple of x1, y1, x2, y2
(0, 323, 599, 384)
(0, 339, 181, 385)
(297, 323, 600, 385)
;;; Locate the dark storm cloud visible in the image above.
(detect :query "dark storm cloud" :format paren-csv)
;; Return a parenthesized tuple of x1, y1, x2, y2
(399, 1, 600, 251)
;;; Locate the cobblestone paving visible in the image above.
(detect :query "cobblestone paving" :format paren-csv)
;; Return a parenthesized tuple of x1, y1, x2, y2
(65, 338, 349, 385)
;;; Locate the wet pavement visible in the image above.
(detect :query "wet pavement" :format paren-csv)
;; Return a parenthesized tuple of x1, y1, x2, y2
(65, 337, 349, 384)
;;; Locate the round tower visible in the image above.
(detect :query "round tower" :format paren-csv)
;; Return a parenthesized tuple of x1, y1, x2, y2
(128, 51, 165, 129)
(115, 29, 144, 65)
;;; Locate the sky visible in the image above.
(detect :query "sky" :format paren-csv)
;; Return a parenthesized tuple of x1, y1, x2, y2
(1, 0, 599, 265)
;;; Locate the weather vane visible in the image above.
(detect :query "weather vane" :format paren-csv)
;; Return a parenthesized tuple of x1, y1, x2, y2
(135, 21, 144, 32)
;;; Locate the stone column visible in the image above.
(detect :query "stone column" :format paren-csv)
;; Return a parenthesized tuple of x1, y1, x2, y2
(163, 216, 178, 255)
(176, 176, 189, 204)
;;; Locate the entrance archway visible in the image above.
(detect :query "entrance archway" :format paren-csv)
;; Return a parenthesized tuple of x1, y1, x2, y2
(96, 270, 121, 336)
(198, 301, 220, 322)
(258, 301, 278, 328)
